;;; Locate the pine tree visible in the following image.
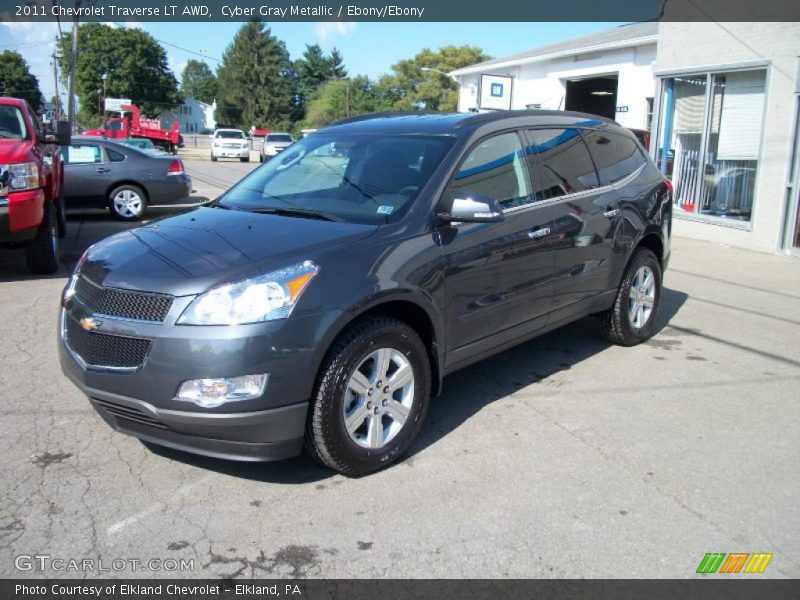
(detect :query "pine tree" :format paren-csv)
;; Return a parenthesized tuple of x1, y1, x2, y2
(180, 60, 217, 104)
(215, 21, 294, 130)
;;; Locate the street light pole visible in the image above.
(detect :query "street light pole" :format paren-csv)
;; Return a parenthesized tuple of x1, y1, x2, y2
(420, 67, 459, 83)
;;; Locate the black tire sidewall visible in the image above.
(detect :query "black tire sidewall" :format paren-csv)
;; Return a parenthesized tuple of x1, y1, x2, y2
(26, 201, 58, 274)
(315, 322, 430, 475)
(109, 185, 147, 221)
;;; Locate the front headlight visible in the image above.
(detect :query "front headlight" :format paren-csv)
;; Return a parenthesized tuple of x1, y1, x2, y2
(9, 162, 40, 191)
(177, 261, 319, 325)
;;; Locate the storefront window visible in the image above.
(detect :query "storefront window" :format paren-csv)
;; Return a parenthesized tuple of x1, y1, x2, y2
(655, 69, 766, 223)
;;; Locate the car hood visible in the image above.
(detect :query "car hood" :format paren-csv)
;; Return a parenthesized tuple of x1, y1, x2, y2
(0, 139, 35, 163)
(79, 207, 378, 296)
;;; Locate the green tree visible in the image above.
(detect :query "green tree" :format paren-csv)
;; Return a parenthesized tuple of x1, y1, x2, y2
(0, 51, 44, 111)
(303, 75, 391, 129)
(293, 44, 348, 120)
(380, 45, 490, 111)
(57, 23, 181, 126)
(215, 21, 294, 130)
(180, 59, 218, 104)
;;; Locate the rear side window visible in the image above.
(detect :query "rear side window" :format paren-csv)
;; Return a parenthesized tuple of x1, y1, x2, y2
(525, 128, 599, 200)
(107, 148, 126, 162)
(582, 129, 646, 185)
(445, 132, 531, 211)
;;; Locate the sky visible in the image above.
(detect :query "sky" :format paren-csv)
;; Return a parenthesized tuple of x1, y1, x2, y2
(0, 21, 626, 103)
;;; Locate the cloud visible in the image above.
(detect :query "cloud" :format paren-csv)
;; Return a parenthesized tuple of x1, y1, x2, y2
(314, 21, 356, 42)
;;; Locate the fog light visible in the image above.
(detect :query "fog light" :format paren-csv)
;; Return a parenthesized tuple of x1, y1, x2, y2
(174, 374, 268, 408)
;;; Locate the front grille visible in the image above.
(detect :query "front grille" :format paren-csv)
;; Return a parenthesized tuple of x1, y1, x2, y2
(65, 317, 151, 369)
(93, 398, 166, 429)
(75, 276, 173, 322)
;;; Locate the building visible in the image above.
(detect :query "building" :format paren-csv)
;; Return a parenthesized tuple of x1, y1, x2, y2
(651, 22, 800, 255)
(158, 97, 216, 134)
(451, 22, 658, 131)
(452, 21, 800, 255)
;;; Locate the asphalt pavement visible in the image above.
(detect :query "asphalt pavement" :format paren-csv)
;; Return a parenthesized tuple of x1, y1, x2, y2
(0, 158, 798, 578)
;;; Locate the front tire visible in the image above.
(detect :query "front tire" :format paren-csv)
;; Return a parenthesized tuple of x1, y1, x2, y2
(109, 184, 147, 221)
(25, 200, 59, 274)
(240, 156, 249, 163)
(305, 316, 431, 476)
(599, 248, 662, 346)
(210, 155, 217, 162)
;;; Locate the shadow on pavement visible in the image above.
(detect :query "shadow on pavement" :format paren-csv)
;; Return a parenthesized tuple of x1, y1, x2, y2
(146, 288, 688, 482)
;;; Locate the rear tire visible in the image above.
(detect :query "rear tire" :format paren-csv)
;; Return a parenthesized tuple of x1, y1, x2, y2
(599, 248, 662, 346)
(305, 316, 431, 476)
(55, 194, 67, 239)
(109, 184, 147, 221)
(25, 201, 59, 274)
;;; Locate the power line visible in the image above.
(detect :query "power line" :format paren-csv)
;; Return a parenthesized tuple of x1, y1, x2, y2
(112, 23, 223, 64)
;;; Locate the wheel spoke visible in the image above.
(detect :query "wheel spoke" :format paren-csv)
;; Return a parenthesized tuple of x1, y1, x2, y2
(384, 399, 409, 425)
(636, 305, 644, 327)
(642, 271, 654, 293)
(373, 348, 392, 381)
(345, 401, 369, 435)
(389, 363, 413, 390)
(642, 296, 654, 309)
(348, 370, 371, 397)
(366, 415, 383, 448)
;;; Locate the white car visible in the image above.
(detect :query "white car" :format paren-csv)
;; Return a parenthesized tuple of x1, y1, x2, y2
(259, 132, 294, 162)
(211, 129, 250, 162)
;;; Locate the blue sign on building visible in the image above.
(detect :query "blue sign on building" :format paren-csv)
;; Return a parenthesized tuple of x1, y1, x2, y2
(490, 83, 504, 97)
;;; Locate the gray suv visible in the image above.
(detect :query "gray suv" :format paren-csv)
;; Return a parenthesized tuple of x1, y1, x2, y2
(59, 111, 672, 476)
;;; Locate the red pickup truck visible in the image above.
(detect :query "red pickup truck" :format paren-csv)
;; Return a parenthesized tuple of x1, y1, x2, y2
(0, 96, 70, 274)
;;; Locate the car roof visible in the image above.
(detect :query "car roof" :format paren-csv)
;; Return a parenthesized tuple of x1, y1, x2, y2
(0, 96, 27, 108)
(323, 110, 620, 135)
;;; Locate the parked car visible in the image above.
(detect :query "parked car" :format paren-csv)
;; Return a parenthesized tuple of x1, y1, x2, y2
(0, 96, 70, 274)
(211, 129, 249, 162)
(116, 137, 167, 156)
(59, 111, 672, 476)
(62, 138, 191, 221)
(259, 132, 294, 162)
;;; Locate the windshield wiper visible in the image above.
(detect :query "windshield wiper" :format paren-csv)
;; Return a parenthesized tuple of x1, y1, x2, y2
(244, 207, 344, 222)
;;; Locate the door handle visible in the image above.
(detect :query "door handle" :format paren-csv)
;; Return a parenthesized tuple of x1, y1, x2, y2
(96, 167, 111, 173)
(528, 227, 551, 239)
(603, 207, 620, 218)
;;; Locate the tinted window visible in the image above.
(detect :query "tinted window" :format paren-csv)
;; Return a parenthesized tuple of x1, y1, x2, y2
(65, 145, 102, 164)
(445, 132, 531, 211)
(267, 134, 293, 143)
(216, 130, 244, 139)
(107, 148, 126, 162)
(582, 129, 646, 184)
(220, 133, 453, 224)
(525, 128, 599, 200)
(107, 120, 124, 131)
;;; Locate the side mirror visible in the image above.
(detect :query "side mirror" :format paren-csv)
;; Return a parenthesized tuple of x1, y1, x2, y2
(54, 121, 71, 147)
(438, 193, 505, 224)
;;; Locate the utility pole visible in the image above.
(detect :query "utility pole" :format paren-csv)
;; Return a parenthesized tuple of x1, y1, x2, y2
(51, 50, 61, 120)
(67, 3, 81, 133)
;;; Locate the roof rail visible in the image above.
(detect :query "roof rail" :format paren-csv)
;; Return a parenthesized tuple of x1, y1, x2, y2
(454, 109, 619, 129)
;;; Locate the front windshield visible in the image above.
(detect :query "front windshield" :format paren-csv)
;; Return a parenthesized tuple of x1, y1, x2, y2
(267, 134, 293, 143)
(217, 130, 244, 139)
(0, 106, 28, 140)
(218, 133, 455, 224)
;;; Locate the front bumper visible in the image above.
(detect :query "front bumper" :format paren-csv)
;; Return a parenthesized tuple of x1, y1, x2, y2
(0, 189, 44, 243)
(59, 297, 342, 462)
(212, 146, 249, 159)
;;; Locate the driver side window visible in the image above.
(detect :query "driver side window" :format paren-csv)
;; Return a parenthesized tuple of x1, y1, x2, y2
(444, 132, 531, 211)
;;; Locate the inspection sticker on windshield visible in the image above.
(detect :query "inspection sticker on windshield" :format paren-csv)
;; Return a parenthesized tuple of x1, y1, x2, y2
(377, 205, 395, 215)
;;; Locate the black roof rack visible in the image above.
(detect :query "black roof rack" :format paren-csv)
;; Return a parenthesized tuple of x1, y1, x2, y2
(453, 109, 619, 129)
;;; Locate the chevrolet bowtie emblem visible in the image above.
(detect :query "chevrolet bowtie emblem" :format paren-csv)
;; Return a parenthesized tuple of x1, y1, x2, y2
(79, 317, 100, 332)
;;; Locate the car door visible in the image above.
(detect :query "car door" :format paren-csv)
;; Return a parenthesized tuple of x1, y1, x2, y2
(524, 127, 614, 314)
(62, 143, 109, 208)
(439, 130, 556, 368)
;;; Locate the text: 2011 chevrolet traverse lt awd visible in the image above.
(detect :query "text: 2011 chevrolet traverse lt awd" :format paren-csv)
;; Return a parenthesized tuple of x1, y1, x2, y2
(59, 111, 672, 476)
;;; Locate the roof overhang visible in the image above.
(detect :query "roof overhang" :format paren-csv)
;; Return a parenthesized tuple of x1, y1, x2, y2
(450, 35, 658, 77)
